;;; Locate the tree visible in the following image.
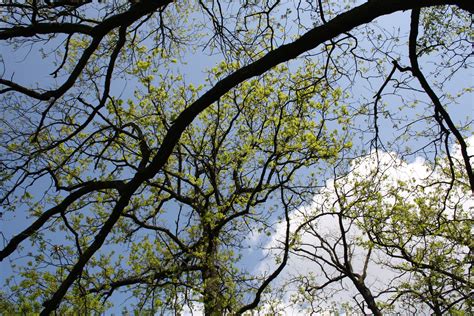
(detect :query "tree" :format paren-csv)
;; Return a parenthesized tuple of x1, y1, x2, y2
(1, 0, 473, 314)
(286, 139, 472, 315)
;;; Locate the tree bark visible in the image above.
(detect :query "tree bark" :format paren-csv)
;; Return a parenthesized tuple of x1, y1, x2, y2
(202, 230, 224, 316)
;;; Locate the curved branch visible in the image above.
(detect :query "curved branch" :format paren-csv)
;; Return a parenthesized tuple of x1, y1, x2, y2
(408, 8, 474, 194)
(0, 180, 124, 261)
(237, 185, 291, 315)
(0, 0, 174, 101)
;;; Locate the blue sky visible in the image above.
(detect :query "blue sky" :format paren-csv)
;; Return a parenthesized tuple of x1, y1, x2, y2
(0, 3, 472, 314)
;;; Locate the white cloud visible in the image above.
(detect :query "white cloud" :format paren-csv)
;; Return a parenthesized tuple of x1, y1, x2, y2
(254, 135, 474, 314)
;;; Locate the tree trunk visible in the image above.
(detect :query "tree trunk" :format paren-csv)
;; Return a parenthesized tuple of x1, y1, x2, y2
(202, 234, 224, 316)
(350, 276, 382, 316)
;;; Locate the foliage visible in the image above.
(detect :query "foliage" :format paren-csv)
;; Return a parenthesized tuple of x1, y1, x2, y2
(0, 0, 472, 315)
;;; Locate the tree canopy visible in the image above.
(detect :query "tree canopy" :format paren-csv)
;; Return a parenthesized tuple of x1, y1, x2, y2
(0, 0, 472, 315)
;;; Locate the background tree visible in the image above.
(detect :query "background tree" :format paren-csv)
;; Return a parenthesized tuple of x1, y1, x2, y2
(1, 0, 473, 314)
(276, 138, 472, 315)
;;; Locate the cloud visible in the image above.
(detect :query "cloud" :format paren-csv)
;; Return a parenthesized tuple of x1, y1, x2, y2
(254, 135, 474, 313)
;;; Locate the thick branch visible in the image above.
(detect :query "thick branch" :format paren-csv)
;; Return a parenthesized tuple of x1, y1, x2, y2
(0, 23, 93, 40)
(0, 180, 124, 261)
(408, 8, 474, 194)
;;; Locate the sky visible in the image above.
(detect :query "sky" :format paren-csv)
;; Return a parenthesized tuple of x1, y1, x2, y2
(0, 1, 473, 315)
